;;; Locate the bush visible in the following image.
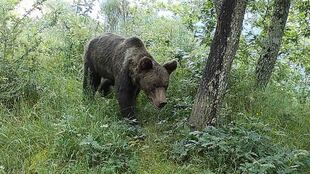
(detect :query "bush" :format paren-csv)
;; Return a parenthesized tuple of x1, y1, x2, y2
(171, 119, 310, 174)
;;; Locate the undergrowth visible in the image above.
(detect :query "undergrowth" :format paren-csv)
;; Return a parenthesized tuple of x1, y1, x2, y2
(170, 119, 310, 174)
(1, 0, 309, 173)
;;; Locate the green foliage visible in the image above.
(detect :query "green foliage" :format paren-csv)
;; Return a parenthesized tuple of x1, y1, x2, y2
(0, 73, 137, 173)
(0, 0, 44, 107)
(0, 0, 309, 173)
(171, 120, 310, 174)
(100, 0, 128, 32)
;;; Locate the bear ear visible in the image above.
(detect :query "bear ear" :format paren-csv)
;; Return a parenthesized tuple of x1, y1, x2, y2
(139, 57, 153, 71)
(163, 60, 177, 74)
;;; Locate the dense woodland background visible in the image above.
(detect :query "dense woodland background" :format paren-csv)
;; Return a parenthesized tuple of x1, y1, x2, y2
(0, 0, 309, 173)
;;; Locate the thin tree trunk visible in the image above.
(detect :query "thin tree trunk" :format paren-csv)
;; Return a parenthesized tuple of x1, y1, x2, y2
(255, 0, 291, 88)
(189, 0, 247, 130)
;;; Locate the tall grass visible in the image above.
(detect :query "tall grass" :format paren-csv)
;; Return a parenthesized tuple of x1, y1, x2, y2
(1, 1, 309, 173)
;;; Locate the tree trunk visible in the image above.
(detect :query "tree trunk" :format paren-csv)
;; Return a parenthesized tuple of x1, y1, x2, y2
(189, 0, 247, 130)
(212, 0, 222, 16)
(255, 0, 291, 89)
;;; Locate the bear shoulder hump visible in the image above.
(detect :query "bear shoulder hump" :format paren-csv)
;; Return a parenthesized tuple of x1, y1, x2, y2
(125, 37, 144, 48)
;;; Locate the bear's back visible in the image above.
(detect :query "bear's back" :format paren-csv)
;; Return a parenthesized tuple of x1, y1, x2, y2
(85, 33, 149, 80)
(124, 37, 144, 48)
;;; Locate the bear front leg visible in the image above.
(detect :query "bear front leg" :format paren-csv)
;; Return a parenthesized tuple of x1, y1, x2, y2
(117, 89, 138, 119)
(115, 68, 140, 119)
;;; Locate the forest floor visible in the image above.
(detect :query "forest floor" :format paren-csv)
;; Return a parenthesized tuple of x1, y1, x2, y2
(1, 75, 309, 173)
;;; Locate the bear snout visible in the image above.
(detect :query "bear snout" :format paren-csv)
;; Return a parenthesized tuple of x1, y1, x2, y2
(153, 99, 167, 109)
(150, 88, 167, 109)
(157, 101, 167, 109)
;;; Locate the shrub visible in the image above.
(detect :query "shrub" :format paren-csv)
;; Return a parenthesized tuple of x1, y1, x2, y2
(171, 119, 310, 174)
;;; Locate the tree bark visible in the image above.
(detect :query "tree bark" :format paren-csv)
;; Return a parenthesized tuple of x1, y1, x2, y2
(189, 0, 247, 130)
(212, 0, 223, 16)
(255, 0, 291, 89)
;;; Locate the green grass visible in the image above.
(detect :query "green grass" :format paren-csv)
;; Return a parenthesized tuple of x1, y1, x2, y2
(1, 64, 309, 173)
(0, 73, 135, 173)
(136, 123, 206, 174)
(1, 0, 309, 172)
(0, 65, 203, 173)
(226, 79, 310, 150)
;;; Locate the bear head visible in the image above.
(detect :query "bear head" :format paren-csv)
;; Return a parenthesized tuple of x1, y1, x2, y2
(137, 57, 177, 109)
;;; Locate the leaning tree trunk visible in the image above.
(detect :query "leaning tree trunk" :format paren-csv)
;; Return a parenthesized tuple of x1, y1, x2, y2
(189, 0, 247, 130)
(255, 0, 291, 89)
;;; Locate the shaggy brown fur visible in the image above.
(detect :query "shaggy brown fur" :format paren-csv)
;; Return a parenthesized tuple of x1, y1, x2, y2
(83, 33, 177, 118)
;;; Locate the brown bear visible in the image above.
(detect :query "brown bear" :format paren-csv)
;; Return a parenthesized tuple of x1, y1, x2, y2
(83, 33, 177, 119)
